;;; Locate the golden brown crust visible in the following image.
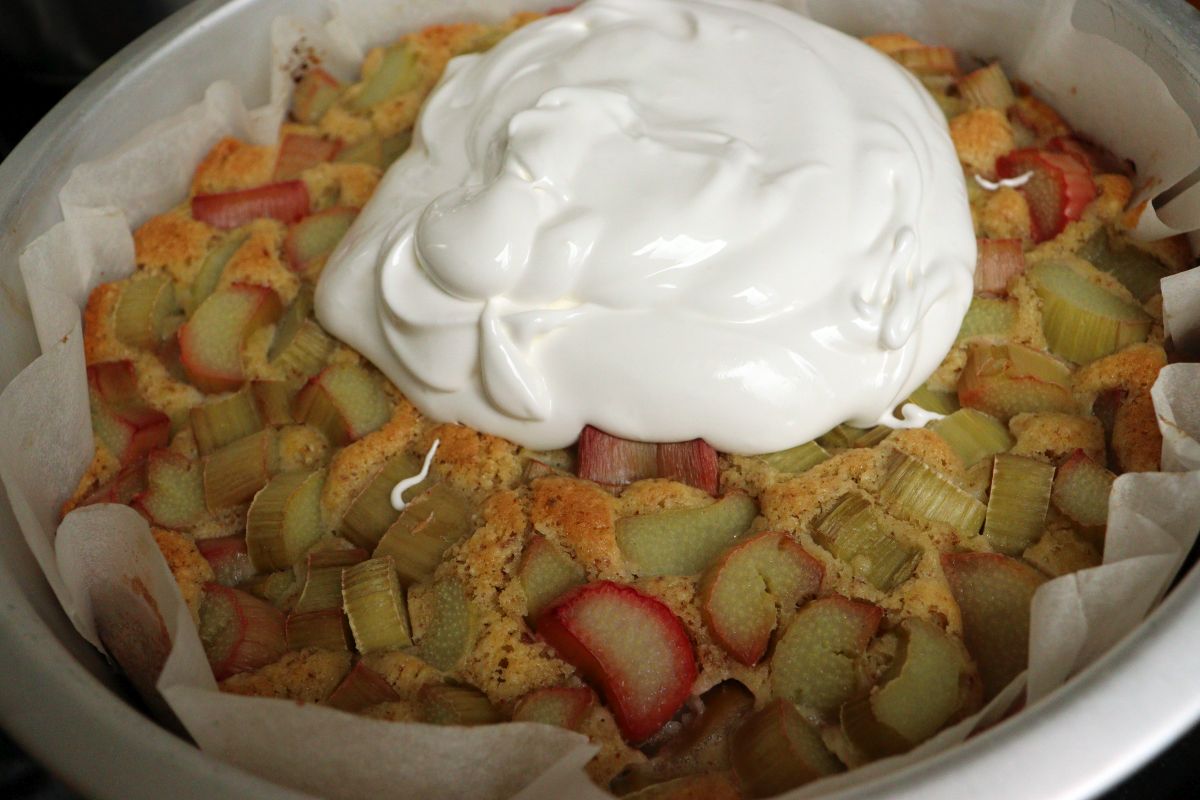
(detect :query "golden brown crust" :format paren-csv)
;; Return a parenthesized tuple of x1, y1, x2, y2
(133, 209, 215, 274)
(191, 137, 275, 195)
(150, 527, 214, 625)
(950, 109, 1016, 176)
(219, 649, 352, 702)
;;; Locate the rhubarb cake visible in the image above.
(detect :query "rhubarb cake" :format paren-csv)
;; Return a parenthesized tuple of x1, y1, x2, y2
(69, 10, 1191, 799)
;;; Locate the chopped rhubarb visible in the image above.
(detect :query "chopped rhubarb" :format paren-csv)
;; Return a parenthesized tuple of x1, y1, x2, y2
(195, 536, 256, 587)
(756, 440, 830, 474)
(285, 608, 351, 652)
(956, 297, 1015, 344)
(576, 425, 657, 486)
(78, 462, 148, 507)
(284, 206, 357, 276)
(731, 699, 844, 796)
(656, 439, 720, 495)
(115, 274, 179, 350)
(518, 534, 585, 617)
(87, 360, 139, 403)
(269, 290, 335, 378)
(190, 388, 264, 455)
(342, 557, 411, 653)
(891, 45, 958, 75)
(811, 493, 921, 591)
(133, 450, 205, 529)
(191, 181, 311, 230)
(958, 342, 1076, 421)
(1051, 449, 1114, 529)
(187, 231, 247, 315)
(1028, 259, 1150, 365)
(419, 685, 502, 725)
(295, 364, 392, 446)
(178, 283, 283, 393)
(273, 133, 341, 181)
(373, 483, 473, 585)
(535, 581, 697, 743)
(202, 428, 279, 509)
(413, 578, 474, 671)
(957, 63, 1015, 110)
(996, 149, 1095, 243)
(334, 136, 384, 168)
(291, 68, 342, 124)
(512, 686, 594, 730)
(615, 492, 757, 577)
(198, 583, 286, 680)
(89, 393, 170, 466)
(325, 661, 398, 711)
(350, 43, 422, 111)
(245, 469, 326, 571)
(339, 451, 424, 548)
(974, 238, 1025, 295)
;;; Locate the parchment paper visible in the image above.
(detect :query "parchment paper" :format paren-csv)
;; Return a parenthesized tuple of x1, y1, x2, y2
(3, 1, 1200, 798)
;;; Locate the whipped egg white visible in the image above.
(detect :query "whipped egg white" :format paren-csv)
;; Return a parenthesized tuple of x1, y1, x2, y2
(315, 0, 976, 454)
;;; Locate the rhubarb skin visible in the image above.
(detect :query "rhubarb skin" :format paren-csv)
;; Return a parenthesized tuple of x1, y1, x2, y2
(178, 283, 283, 393)
(535, 581, 697, 743)
(512, 686, 594, 730)
(291, 68, 342, 124)
(191, 180, 311, 230)
(195, 536, 256, 586)
(273, 133, 341, 181)
(656, 439, 720, 495)
(958, 342, 1076, 422)
(90, 397, 170, 466)
(577, 425, 657, 486)
(198, 583, 287, 680)
(974, 238, 1025, 296)
(996, 149, 1095, 243)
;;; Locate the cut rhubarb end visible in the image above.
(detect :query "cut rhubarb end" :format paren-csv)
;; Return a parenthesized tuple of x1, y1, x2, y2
(770, 596, 882, 715)
(907, 384, 960, 416)
(284, 207, 358, 277)
(576, 425, 657, 486)
(191, 180, 311, 230)
(250, 380, 299, 426)
(91, 397, 171, 466)
(943, 552, 1045, 700)
(699, 531, 823, 666)
(930, 408, 1014, 468)
(202, 428, 279, 509)
(273, 134, 341, 182)
(1051, 449, 1114, 529)
(342, 556, 412, 653)
(955, 296, 1015, 344)
(187, 231, 248, 316)
(285, 608, 352, 652)
(1028, 259, 1151, 365)
(190, 388, 264, 456)
(535, 581, 697, 743)
(334, 135, 384, 168)
(198, 583, 286, 680)
(512, 686, 594, 730)
(325, 661, 398, 711)
(295, 364, 392, 447)
(891, 45, 958, 75)
(958, 341, 1076, 422)
(339, 450, 424, 548)
(957, 63, 1015, 110)
(115, 274, 179, 350)
(418, 684, 503, 726)
(812, 493, 921, 591)
(414, 578, 474, 671)
(295, 564, 348, 614)
(269, 288, 335, 378)
(350, 43, 422, 111)
(133, 449, 205, 530)
(974, 238, 1025, 296)
(996, 148, 1095, 243)
(373, 483, 473, 585)
(731, 699, 844, 797)
(983, 453, 1055, 555)
(880, 451, 986, 538)
(291, 68, 342, 124)
(179, 283, 283, 394)
(246, 469, 326, 572)
(1077, 227, 1171, 303)
(656, 439, 720, 495)
(615, 492, 758, 577)
(87, 360, 139, 403)
(518, 534, 585, 618)
(195, 536, 256, 587)
(79, 462, 148, 508)
(756, 440, 830, 474)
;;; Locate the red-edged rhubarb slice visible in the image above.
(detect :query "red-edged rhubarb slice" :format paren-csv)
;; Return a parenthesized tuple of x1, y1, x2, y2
(995, 149, 1095, 243)
(657, 440, 719, 495)
(974, 238, 1025, 296)
(295, 364, 392, 446)
(198, 583, 286, 680)
(78, 462, 148, 507)
(90, 397, 170, 466)
(178, 283, 283, 393)
(284, 207, 357, 275)
(512, 686, 594, 730)
(133, 450, 205, 529)
(576, 425, 657, 486)
(87, 360, 139, 403)
(273, 133, 341, 181)
(291, 68, 342, 124)
(192, 181, 310, 230)
(535, 581, 697, 743)
(196, 536, 256, 587)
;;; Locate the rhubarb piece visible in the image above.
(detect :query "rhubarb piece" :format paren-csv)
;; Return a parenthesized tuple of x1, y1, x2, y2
(943, 552, 1045, 699)
(79, 462, 148, 507)
(198, 583, 286, 680)
(841, 618, 970, 756)
(202, 428, 279, 509)
(930, 408, 1014, 468)
(1077, 227, 1171, 303)
(518, 534, 585, 617)
(284, 206, 357, 275)
(374, 483, 473, 585)
(191, 181, 310, 230)
(770, 596, 882, 715)
(325, 662, 398, 712)
(342, 556, 411, 653)
(334, 135, 383, 168)
(418, 684, 502, 726)
(89, 393, 170, 467)
(308, 548, 370, 569)
(268, 290, 335, 378)
(250, 380, 298, 426)
(958, 63, 1015, 110)
(974, 238, 1026, 296)
(245, 570, 300, 607)
(339, 451, 425, 548)
(273, 133, 341, 181)
(246, 469, 326, 571)
(1051, 449, 1114, 529)
(1028, 259, 1151, 365)
(756, 441, 831, 474)
(87, 360, 139, 402)
(731, 699, 844, 797)
(415, 578, 473, 671)
(615, 493, 757, 577)
(295, 364, 392, 446)
(982, 454, 1055, 555)
(292, 68, 342, 124)
(879, 451, 987, 538)
(811, 493, 922, 591)
(295, 565, 348, 614)
(190, 388, 264, 455)
(195, 536, 256, 587)
(351, 43, 422, 111)
(907, 384, 960, 416)
(656, 439, 719, 495)
(187, 231, 247, 315)
(996, 149, 1095, 243)
(891, 45, 957, 75)
(576, 425, 657, 486)
(133, 450, 205, 529)
(115, 274, 179, 350)
(699, 531, 823, 665)
(955, 296, 1015, 344)
(535, 581, 697, 743)
(512, 686, 594, 730)
(959, 342, 1076, 421)
(285, 609, 351, 652)
(179, 283, 283, 393)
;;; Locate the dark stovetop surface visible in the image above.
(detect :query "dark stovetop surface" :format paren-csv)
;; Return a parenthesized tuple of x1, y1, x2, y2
(3, 2, 1200, 799)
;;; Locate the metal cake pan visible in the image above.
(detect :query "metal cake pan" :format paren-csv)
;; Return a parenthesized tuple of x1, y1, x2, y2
(1, 1, 1197, 797)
